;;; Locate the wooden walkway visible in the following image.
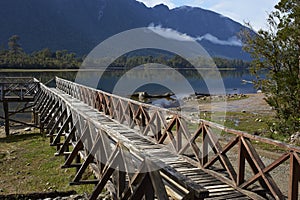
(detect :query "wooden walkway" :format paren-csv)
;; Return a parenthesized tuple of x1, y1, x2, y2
(2, 77, 300, 199)
(0, 77, 40, 135)
(50, 88, 255, 199)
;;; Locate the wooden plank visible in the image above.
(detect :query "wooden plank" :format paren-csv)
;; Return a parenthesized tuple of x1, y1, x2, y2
(205, 184, 232, 189)
(206, 187, 234, 193)
(238, 137, 246, 186)
(205, 191, 247, 199)
(3, 101, 9, 136)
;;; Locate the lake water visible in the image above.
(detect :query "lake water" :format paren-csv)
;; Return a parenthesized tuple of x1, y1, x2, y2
(0, 68, 258, 96)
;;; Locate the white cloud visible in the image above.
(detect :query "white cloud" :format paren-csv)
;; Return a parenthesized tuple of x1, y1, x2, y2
(148, 24, 194, 41)
(197, 34, 242, 46)
(148, 24, 242, 46)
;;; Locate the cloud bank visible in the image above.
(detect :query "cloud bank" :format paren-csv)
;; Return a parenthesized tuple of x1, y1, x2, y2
(197, 34, 242, 46)
(148, 24, 242, 46)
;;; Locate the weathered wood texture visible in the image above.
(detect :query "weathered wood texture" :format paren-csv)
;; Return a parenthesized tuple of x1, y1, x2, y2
(0, 77, 40, 102)
(52, 77, 300, 200)
(35, 83, 210, 200)
(0, 77, 41, 135)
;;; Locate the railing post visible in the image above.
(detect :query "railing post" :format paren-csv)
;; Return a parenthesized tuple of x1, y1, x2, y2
(0, 84, 4, 101)
(237, 136, 245, 186)
(3, 101, 9, 136)
(289, 151, 300, 200)
(202, 123, 208, 166)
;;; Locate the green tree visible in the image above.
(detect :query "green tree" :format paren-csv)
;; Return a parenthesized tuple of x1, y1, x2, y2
(8, 35, 23, 55)
(243, 0, 300, 135)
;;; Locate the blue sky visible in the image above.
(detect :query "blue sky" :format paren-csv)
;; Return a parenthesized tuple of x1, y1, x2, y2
(136, 0, 280, 30)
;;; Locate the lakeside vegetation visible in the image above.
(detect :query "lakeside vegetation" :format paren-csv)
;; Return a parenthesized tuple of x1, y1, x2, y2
(0, 35, 82, 69)
(0, 35, 250, 70)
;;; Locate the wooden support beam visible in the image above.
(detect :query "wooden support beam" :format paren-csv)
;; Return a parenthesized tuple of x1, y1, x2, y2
(147, 162, 169, 200)
(237, 137, 246, 186)
(8, 104, 35, 117)
(3, 101, 9, 136)
(0, 116, 39, 129)
(130, 173, 154, 200)
(44, 103, 61, 130)
(33, 91, 45, 110)
(48, 109, 67, 143)
(55, 121, 77, 156)
(89, 146, 121, 200)
(72, 136, 103, 183)
(40, 97, 54, 120)
(40, 98, 56, 121)
(36, 92, 49, 113)
(72, 152, 95, 183)
(62, 140, 83, 168)
(51, 114, 72, 146)
(289, 152, 300, 200)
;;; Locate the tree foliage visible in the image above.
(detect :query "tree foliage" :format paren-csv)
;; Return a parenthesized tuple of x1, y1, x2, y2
(243, 0, 300, 135)
(8, 35, 23, 55)
(0, 35, 81, 69)
(109, 55, 249, 70)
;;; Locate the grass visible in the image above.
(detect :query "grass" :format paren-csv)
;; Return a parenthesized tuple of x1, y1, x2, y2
(0, 131, 94, 196)
(200, 111, 272, 134)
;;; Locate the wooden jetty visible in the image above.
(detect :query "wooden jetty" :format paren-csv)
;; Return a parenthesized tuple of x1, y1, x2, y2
(1, 77, 299, 200)
(0, 77, 40, 135)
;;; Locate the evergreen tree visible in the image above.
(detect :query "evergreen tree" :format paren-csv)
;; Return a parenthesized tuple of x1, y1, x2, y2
(8, 35, 23, 55)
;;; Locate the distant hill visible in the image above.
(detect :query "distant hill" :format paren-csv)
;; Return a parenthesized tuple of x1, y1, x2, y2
(0, 0, 251, 60)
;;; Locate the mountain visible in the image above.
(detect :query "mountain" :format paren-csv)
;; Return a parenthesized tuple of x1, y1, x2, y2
(0, 0, 251, 60)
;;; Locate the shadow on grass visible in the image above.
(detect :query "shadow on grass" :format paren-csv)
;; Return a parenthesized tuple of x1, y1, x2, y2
(0, 133, 42, 143)
(0, 190, 76, 200)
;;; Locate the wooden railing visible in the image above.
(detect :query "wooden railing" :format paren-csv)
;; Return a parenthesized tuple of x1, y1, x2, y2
(35, 81, 209, 199)
(0, 77, 40, 101)
(0, 77, 41, 135)
(55, 77, 300, 200)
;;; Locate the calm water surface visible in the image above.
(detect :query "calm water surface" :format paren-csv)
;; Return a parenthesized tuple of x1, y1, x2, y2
(0, 69, 258, 97)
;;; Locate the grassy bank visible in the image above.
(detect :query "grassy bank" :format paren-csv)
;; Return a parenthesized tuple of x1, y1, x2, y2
(0, 130, 93, 196)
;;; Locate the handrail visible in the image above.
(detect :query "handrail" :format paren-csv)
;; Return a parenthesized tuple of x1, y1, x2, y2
(37, 81, 209, 199)
(55, 76, 299, 153)
(55, 76, 300, 200)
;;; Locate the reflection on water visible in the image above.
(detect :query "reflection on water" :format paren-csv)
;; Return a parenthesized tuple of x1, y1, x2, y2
(0, 69, 258, 107)
(0, 71, 77, 83)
